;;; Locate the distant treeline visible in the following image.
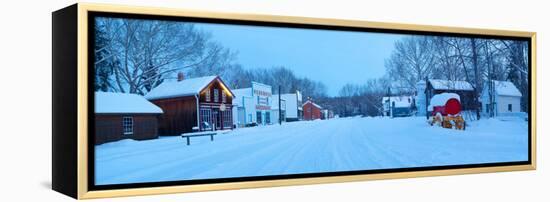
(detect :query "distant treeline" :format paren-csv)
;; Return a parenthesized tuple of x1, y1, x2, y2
(94, 17, 529, 117)
(94, 17, 327, 100)
(321, 36, 529, 117)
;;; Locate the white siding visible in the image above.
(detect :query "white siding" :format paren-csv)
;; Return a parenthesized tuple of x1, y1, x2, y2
(480, 80, 522, 117)
(280, 93, 303, 119)
(497, 95, 521, 114)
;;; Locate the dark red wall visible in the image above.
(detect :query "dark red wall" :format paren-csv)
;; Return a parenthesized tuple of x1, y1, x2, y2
(152, 96, 198, 136)
(95, 114, 159, 145)
(303, 102, 322, 120)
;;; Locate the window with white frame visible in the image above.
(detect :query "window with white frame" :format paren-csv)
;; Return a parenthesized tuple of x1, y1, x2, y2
(200, 108, 212, 129)
(205, 89, 211, 102)
(222, 110, 232, 128)
(122, 116, 133, 135)
(222, 91, 227, 103)
(214, 88, 219, 102)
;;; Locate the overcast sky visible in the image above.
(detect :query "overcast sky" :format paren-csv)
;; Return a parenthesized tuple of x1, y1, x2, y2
(196, 23, 405, 96)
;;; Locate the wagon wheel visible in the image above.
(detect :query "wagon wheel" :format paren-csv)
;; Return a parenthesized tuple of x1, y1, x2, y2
(433, 112, 443, 127)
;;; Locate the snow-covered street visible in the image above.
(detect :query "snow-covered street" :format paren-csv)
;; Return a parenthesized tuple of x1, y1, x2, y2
(95, 116, 528, 185)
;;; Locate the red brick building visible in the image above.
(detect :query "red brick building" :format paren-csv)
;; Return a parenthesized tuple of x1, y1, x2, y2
(145, 75, 235, 135)
(302, 100, 322, 120)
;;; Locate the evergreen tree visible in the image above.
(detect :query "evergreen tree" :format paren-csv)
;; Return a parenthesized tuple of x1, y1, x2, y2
(94, 25, 117, 92)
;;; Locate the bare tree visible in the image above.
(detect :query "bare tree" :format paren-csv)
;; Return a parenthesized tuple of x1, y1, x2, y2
(385, 36, 436, 90)
(95, 17, 223, 94)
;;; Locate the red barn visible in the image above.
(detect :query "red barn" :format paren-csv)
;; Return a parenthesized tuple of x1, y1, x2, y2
(145, 74, 235, 135)
(95, 92, 163, 144)
(302, 100, 322, 120)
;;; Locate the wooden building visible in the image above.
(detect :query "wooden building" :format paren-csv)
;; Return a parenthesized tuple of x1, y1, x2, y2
(302, 100, 322, 120)
(424, 79, 477, 113)
(95, 92, 163, 145)
(145, 74, 235, 135)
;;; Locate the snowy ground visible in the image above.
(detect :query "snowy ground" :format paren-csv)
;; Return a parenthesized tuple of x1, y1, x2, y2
(95, 116, 528, 185)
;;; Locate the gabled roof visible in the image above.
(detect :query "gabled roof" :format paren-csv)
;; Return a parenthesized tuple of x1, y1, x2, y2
(429, 79, 474, 91)
(491, 80, 522, 97)
(302, 100, 322, 109)
(145, 76, 234, 100)
(95, 92, 163, 114)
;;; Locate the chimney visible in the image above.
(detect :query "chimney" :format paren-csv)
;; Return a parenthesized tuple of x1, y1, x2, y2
(177, 72, 185, 82)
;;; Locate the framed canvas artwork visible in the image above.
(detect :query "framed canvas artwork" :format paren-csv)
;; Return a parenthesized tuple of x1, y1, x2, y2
(52, 3, 536, 199)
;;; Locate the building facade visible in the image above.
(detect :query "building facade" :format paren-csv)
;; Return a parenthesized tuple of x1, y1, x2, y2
(423, 79, 477, 116)
(94, 92, 163, 144)
(145, 75, 234, 135)
(302, 100, 322, 120)
(278, 91, 303, 122)
(232, 82, 274, 127)
(480, 80, 523, 117)
(382, 96, 415, 117)
(271, 95, 286, 124)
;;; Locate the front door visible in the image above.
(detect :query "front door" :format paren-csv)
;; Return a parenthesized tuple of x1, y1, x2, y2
(212, 109, 222, 130)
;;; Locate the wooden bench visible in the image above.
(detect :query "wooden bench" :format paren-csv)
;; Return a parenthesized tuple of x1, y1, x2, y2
(181, 132, 217, 145)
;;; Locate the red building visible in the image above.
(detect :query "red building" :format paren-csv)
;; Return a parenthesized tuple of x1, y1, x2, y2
(302, 100, 322, 120)
(95, 92, 163, 144)
(145, 74, 235, 135)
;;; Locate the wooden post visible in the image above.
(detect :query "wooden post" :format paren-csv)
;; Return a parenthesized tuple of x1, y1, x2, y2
(186, 137, 190, 145)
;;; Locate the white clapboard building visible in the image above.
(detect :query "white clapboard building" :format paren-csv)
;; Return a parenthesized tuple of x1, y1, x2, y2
(232, 82, 273, 127)
(480, 80, 523, 117)
(275, 91, 303, 122)
(271, 95, 286, 124)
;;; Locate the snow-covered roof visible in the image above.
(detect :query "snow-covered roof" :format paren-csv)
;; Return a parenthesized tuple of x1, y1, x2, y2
(145, 76, 221, 100)
(302, 100, 322, 109)
(95, 92, 163, 114)
(382, 96, 413, 104)
(491, 80, 522, 97)
(382, 96, 413, 109)
(429, 79, 474, 91)
(428, 93, 460, 110)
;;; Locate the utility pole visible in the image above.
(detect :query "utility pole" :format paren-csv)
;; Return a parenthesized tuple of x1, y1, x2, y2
(278, 85, 282, 125)
(425, 77, 429, 120)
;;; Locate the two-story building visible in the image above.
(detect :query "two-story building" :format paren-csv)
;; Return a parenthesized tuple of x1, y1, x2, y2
(145, 74, 235, 135)
(232, 82, 274, 127)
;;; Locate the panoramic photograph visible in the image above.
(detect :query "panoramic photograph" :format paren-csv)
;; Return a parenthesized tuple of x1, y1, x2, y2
(93, 16, 530, 186)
